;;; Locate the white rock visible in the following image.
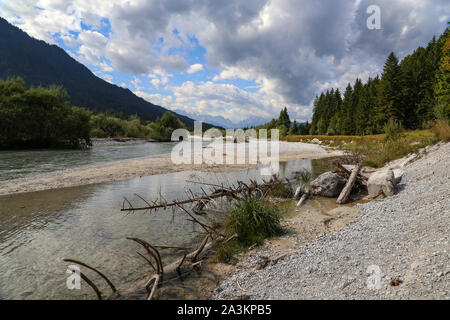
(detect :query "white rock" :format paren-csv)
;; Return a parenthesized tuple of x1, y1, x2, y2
(311, 138, 322, 144)
(393, 169, 404, 185)
(367, 169, 396, 197)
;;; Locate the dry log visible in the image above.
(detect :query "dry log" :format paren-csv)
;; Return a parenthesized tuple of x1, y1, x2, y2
(296, 192, 309, 207)
(64, 233, 228, 300)
(121, 176, 290, 213)
(335, 163, 367, 186)
(293, 186, 302, 200)
(336, 163, 362, 204)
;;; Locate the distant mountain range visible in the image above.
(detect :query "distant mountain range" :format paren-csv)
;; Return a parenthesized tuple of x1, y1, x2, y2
(172, 109, 271, 129)
(0, 17, 217, 130)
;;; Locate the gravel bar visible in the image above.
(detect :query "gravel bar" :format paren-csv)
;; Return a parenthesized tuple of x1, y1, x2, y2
(215, 142, 450, 300)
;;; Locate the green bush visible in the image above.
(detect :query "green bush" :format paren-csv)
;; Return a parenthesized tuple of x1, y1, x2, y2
(225, 198, 283, 247)
(147, 111, 185, 141)
(0, 77, 91, 148)
(217, 198, 284, 262)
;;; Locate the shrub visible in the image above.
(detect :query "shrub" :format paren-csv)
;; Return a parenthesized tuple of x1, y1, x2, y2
(383, 119, 403, 141)
(217, 198, 283, 262)
(225, 198, 283, 247)
(266, 180, 293, 198)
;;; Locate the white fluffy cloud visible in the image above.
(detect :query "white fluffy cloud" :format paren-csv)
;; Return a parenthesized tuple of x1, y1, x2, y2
(1, 0, 448, 123)
(167, 81, 311, 123)
(187, 63, 204, 74)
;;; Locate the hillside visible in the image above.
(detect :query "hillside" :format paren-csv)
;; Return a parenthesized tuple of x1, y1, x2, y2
(0, 17, 212, 129)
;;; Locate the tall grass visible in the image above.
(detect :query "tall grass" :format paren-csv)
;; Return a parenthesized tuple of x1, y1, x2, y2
(342, 130, 438, 168)
(432, 119, 450, 142)
(217, 198, 284, 262)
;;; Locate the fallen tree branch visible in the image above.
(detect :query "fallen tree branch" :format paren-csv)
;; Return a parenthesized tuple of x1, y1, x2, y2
(336, 163, 362, 204)
(296, 192, 310, 208)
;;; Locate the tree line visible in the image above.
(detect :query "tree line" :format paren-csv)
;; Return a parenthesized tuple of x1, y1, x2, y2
(310, 26, 449, 136)
(0, 77, 185, 149)
(253, 107, 311, 137)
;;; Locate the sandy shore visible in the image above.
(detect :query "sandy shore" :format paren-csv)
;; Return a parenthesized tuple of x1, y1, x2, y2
(0, 142, 342, 196)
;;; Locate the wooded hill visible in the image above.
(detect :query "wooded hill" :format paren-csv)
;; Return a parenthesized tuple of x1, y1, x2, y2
(310, 26, 449, 135)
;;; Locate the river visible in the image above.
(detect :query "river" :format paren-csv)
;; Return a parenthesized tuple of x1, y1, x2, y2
(0, 142, 335, 299)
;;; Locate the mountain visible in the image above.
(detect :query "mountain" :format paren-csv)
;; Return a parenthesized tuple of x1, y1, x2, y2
(0, 17, 214, 130)
(172, 109, 271, 129)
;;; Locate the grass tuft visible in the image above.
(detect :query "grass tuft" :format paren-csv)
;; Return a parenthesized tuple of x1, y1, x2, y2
(217, 198, 284, 262)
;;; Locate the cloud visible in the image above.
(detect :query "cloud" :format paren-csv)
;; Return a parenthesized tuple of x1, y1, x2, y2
(1, 0, 448, 122)
(187, 63, 204, 74)
(134, 91, 173, 107)
(169, 80, 311, 123)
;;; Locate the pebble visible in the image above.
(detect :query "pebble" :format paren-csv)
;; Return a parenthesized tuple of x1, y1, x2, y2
(215, 142, 450, 300)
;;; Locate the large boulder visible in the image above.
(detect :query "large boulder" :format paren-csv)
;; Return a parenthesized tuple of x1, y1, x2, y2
(310, 172, 347, 197)
(367, 169, 396, 197)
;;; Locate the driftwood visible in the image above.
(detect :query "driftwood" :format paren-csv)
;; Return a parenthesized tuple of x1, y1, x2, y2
(63, 173, 299, 300)
(65, 232, 231, 300)
(296, 192, 310, 207)
(335, 163, 367, 186)
(64, 176, 292, 300)
(336, 163, 362, 204)
(121, 175, 290, 214)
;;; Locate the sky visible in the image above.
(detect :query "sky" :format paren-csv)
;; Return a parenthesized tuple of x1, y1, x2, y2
(0, 0, 448, 126)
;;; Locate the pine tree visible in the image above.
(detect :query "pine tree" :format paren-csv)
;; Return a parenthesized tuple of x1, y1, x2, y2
(434, 27, 450, 120)
(375, 52, 402, 130)
(278, 107, 291, 128)
(340, 83, 353, 135)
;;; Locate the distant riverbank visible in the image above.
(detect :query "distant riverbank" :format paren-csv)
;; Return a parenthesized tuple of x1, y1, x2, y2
(91, 137, 158, 146)
(0, 142, 342, 196)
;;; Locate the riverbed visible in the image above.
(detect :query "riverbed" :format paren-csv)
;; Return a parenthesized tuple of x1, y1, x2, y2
(0, 149, 339, 300)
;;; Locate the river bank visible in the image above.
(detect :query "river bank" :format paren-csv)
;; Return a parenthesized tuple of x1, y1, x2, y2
(214, 142, 449, 299)
(0, 142, 342, 196)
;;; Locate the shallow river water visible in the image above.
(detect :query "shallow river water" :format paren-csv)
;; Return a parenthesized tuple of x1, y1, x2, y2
(0, 143, 335, 300)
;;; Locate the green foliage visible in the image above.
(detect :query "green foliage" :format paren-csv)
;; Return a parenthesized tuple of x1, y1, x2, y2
(89, 113, 151, 138)
(147, 111, 185, 141)
(0, 77, 187, 148)
(217, 198, 284, 261)
(383, 118, 403, 141)
(278, 107, 291, 128)
(254, 107, 310, 138)
(298, 169, 312, 190)
(310, 28, 449, 136)
(434, 29, 450, 121)
(0, 77, 91, 148)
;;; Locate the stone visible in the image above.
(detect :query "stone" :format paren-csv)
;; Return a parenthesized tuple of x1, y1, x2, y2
(393, 169, 404, 185)
(310, 172, 347, 197)
(311, 138, 322, 144)
(367, 169, 396, 197)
